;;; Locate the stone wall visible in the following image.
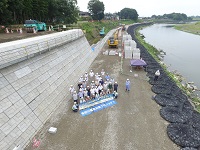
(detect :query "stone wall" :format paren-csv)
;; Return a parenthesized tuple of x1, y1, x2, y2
(0, 29, 116, 150)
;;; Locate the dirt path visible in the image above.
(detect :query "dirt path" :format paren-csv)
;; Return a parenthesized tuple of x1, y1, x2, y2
(0, 31, 55, 43)
(25, 31, 179, 150)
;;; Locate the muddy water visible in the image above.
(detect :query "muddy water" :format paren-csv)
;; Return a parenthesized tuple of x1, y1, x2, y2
(140, 24, 200, 91)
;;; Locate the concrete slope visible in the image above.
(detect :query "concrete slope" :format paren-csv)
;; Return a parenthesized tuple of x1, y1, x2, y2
(0, 29, 116, 150)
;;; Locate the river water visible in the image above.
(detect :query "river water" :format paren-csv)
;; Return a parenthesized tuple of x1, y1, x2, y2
(139, 24, 200, 91)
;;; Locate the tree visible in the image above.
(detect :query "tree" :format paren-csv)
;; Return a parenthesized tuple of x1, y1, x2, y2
(87, 0, 105, 20)
(0, 0, 12, 24)
(0, 0, 79, 25)
(119, 8, 138, 20)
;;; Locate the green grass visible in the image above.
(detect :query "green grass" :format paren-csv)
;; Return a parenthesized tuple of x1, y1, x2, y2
(174, 22, 200, 35)
(78, 20, 136, 44)
(136, 25, 200, 112)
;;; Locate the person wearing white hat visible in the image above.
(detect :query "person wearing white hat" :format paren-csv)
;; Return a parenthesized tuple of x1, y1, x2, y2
(69, 85, 75, 96)
(95, 73, 99, 80)
(72, 91, 78, 103)
(89, 70, 94, 78)
(101, 69, 105, 76)
(125, 79, 130, 91)
(154, 70, 160, 81)
(72, 102, 78, 112)
(84, 72, 88, 81)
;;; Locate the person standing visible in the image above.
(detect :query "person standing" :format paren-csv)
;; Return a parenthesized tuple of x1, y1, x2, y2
(69, 85, 75, 96)
(114, 82, 118, 92)
(108, 82, 113, 92)
(154, 70, 160, 81)
(89, 70, 94, 78)
(72, 91, 78, 103)
(125, 79, 130, 91)
(101, 69, 105, 76)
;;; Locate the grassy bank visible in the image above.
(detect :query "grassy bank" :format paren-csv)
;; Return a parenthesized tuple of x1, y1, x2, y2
(78, 20, 136, 44)
(174, 22, 200, 35)
(136, 25, 200, 112)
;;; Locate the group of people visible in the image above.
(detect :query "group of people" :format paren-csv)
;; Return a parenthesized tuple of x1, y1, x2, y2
(70, 69, 119, 112)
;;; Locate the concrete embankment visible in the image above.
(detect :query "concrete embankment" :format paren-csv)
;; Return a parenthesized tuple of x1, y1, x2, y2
(0, 29, 116, 150)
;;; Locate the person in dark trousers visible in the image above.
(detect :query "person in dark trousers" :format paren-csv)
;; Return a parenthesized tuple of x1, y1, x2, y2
(114, 82, 118, 92)
(154, 70, 160, 81)
(108, 82, 113, 93)
(72, 102, 78, 112)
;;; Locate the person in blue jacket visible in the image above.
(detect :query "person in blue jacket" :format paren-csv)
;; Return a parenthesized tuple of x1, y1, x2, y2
(125, 79, 130, 91)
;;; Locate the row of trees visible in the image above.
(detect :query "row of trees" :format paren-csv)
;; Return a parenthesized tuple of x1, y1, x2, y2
(0, 0, 79, 25)
(0, 0, 139, 25)
(88, 0, 138, 21)
(151, 13, 192, 21)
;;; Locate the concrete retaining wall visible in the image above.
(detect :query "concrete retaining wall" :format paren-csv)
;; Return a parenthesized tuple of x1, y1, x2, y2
(0, 29, 116, 150)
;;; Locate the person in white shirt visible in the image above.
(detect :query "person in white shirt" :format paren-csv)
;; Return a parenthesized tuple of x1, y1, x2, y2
(84, 72, 88, 81)
(83, 88, 88, 98)
(90, 87, 95, 96)
(95, 73, 99, 80)
(103, 82, 108, 93)
(91, 81, 95, 87)
(69, 85, 75, 96)
(79, 76, 84, 83)
(72, 91, 78, 103)
(94, 86, 99, 95)
(89, 70, 94, 78)
(101, 69, 105, 76)
(98, 84, 103, 94)
(154, 70, 160, 81)
(72, 102, 78, 112)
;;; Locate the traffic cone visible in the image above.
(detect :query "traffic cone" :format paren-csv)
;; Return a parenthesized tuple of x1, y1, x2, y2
(19, 28, 23, 34)
(33, 28, 37, 34)
(5, 28, 9, 33)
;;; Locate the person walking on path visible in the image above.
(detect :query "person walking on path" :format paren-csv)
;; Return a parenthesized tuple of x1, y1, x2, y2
(114, 82, 118, 92)
(154, 70, 160, 81)
(125, 79, 130, 91)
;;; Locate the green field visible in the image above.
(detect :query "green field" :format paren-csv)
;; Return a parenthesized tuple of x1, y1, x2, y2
(175, 22, 200, 35)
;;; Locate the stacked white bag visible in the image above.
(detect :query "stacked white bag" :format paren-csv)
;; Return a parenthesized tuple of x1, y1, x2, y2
(133, 48, 140, 59)
(124, 46, 132, 59)
(123, 33, 139, 59)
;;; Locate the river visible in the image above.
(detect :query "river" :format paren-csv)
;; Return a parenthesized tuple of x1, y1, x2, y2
(139, 24, 200, 92)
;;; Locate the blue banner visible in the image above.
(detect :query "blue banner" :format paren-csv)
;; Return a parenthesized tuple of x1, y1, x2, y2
(79, 95, 117, 117)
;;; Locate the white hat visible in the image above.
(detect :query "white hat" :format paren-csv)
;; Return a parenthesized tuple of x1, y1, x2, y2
(127, 79, 129, 80)
(85, 72, 87, 74)
(74, 91, 76, 93)
(91, 70, 93, 71)
(92, 81, 94, 82)
(70, 85, 73, 87)
(115, 82, 117, 83)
